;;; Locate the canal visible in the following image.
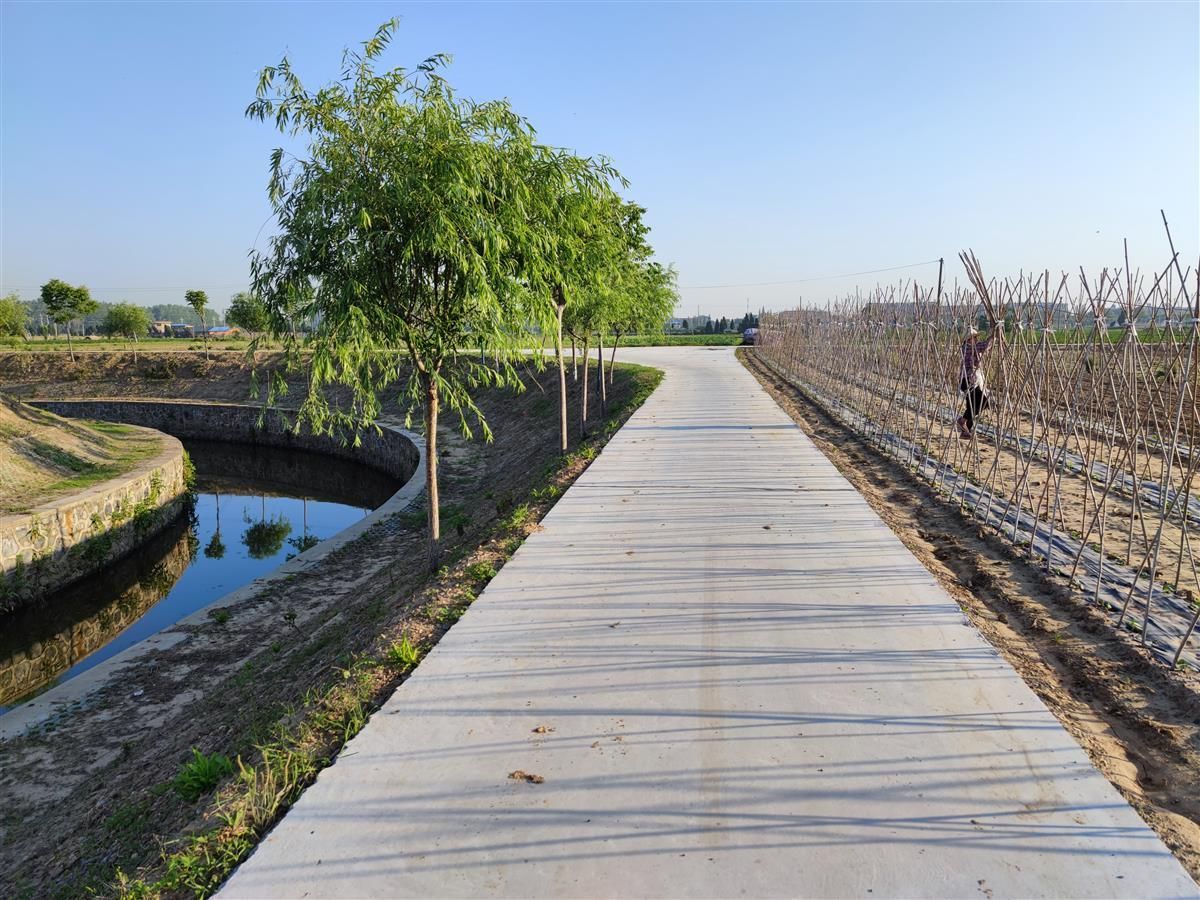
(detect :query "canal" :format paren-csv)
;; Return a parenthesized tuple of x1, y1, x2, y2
(0, 438, 399, 712)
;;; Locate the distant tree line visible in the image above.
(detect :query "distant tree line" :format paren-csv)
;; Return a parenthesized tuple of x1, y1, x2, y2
(710, 313, 759, 334)
(0, 293, 234, 339)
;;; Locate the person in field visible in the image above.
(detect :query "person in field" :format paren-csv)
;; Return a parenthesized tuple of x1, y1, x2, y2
(957, 324, 998, 439)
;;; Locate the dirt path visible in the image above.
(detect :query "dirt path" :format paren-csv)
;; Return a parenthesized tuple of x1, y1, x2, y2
(740, 347, 1200, 883)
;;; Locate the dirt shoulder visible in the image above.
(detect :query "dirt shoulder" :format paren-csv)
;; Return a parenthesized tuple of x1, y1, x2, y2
(0, 350, 297, 406)
(739, 347, 1200, 883)
(0, 354, 662, 898)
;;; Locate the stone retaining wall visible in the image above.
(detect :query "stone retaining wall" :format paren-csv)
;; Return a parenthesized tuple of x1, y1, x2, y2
(0, 400, 425, 737)
(0, 428, 189, 612)
(0, 516, 194, 707)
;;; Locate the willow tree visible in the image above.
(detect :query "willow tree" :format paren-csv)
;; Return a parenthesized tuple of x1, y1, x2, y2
(595, 202, 677, 384)
(248, 20, 562, 567)
(609, 261, 678, 382)
(531, 181, 624, 452)
(565, 283, 610, 435)
(553, 194, 649, 434)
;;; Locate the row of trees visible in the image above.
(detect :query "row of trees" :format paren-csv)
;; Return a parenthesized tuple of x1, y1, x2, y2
(0, 295, 233, 339)
(0, 288, 281, 363)
(248, 21, 677, 567)
(704, 313, 759, 334)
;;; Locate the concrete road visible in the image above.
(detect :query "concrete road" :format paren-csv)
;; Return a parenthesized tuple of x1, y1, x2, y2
(220, 347, 1197, 899)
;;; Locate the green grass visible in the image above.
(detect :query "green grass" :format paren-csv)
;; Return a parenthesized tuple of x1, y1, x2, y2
(85, 420, 139, 436)
(24, 434, 160, 502)
(2, 412, 163, 513)
(172, 749, 235, 803)
(614, 333, 742, 346)
(465, 560, 498, 586)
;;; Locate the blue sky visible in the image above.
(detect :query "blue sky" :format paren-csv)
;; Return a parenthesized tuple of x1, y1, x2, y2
(2, 1, 1196, 318)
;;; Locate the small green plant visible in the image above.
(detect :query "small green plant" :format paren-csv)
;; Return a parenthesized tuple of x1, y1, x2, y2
(110, 498, 131, 525)
(172, 748, 234, 802)
(431, 599, 470, 624)
(505, 504, 531, 528)
(181, 451, 197, 491)
(132, 501, 159, 535)
(530, 483, 561, 502)
(209, 608, 231, 626)
(465, 560, 497, 586)
(385, 632, 421, 672)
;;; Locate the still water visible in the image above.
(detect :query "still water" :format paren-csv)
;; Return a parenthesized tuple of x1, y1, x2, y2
(0, 439, 399, 712)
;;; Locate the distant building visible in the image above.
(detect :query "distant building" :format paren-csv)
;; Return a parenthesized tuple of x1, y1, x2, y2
(148, 320, 173, 337)
(667, 315, 712, 333)
(171, 323, 195, 339)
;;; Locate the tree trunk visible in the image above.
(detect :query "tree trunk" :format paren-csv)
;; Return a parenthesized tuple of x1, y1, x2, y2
(201, 312, 209, 361)
(555, 302, 568, 453)
(580, 338, 590, 439)
(609, 336, 620, 386)
(424, 374, 441, 571)
(571, 338, 577, 381)
(66, 323, 75, 363)
(597, 332, 608, 415)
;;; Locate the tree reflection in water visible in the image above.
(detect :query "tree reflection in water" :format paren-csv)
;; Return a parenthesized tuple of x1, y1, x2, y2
(1, 440, 398, 713)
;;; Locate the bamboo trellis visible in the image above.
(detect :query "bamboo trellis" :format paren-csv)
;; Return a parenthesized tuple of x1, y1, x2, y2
(759, 229, 1200, 669)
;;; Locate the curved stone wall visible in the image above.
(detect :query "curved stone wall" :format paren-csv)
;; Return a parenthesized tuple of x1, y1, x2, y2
(0, 428, 188, 612)
(0, 399, 425, 738)
(31, 400, 419, 483)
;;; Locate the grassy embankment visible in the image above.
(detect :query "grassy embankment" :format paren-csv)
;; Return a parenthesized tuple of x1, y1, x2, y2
(0, 397, 162, 515)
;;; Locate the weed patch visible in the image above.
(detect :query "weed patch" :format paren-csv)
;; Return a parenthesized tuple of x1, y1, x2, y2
(172, 749, 235, 803)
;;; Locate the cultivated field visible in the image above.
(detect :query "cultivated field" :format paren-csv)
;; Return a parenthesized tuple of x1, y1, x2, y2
(760, 250, 1199, 668)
